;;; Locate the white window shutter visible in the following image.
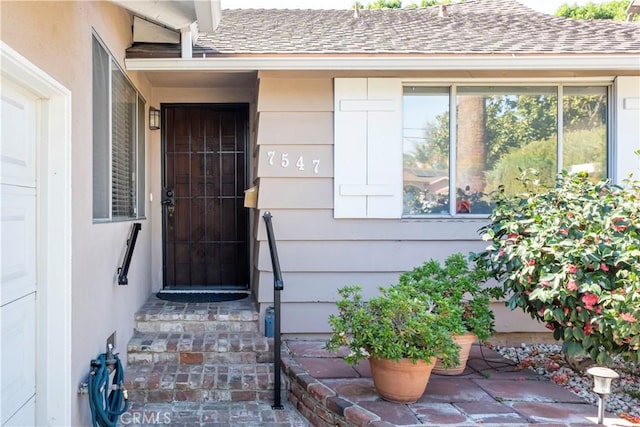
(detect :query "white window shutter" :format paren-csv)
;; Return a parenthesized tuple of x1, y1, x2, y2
(334, 78, 402, 218)
(334, 78, 368, 218)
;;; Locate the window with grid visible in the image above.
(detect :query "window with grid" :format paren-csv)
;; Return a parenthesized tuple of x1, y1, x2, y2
(92, 34, 145, 221)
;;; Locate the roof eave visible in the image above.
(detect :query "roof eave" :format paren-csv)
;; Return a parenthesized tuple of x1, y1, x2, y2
(125, 54, 640, 72)
(109, 0, 221, 32)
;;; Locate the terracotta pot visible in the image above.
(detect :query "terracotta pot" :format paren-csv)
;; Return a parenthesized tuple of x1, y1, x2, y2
(432, 332, 477, 375)
(369, 356, 436, 403)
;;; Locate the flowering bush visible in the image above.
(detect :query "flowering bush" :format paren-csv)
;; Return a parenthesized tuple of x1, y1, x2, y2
(474, 170, 640, 364)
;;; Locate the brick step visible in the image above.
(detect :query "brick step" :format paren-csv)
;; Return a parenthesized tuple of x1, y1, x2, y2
(121, 401, 308, 426)
(127, 331, 273, 365)
(134, 295, 260, 334)
(124, 363, 278, 403)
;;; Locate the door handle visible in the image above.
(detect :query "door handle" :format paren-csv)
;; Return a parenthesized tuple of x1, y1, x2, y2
(162, 188, 175, 218)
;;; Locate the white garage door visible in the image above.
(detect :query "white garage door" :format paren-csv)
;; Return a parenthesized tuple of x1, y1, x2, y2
(1, 79, 38, 426)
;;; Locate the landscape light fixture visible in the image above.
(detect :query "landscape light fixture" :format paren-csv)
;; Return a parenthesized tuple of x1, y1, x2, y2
(586, 366, 619, 424)
(149, 107, 160, 130)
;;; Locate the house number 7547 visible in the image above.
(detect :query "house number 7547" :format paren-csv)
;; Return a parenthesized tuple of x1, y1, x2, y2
(267, 151, 320, 174)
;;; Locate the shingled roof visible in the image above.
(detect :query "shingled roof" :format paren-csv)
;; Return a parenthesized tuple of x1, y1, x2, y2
(189, 0, 640, 55)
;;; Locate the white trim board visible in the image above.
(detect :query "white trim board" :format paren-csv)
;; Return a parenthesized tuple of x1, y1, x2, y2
(126, 55, 640, 72)
(1, 41, 73, 427)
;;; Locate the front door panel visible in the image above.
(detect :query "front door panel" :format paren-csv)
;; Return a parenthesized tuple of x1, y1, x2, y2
(163, 105, 249, 289)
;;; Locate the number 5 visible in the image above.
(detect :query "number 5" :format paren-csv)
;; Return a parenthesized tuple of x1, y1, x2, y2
(281, 153, 289, 168)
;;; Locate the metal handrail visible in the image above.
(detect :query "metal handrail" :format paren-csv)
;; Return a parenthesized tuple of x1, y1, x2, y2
(262, 211, 284, 410)
(117, 222, 141, 285)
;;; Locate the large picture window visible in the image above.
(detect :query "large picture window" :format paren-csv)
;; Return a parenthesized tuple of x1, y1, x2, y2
(93, 34, 145, 221)
(402, 84, 609, 217)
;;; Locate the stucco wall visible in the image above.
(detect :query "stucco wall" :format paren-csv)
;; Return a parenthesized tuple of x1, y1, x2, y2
(1, 2, 152, 425)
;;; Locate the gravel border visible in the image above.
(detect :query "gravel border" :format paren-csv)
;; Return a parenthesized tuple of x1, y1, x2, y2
(493, 343, 640, 423)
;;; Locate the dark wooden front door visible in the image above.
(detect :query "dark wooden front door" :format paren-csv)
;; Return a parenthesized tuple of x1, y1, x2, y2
(162, 104, 249, 290)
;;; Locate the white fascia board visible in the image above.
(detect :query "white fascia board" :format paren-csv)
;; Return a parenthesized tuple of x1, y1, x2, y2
(125, 55, 640, 72)
(194, 0, 221, 32)
(110, 0, 196, 30)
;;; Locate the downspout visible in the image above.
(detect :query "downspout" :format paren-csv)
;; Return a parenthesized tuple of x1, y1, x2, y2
(180, 22, 197, 59)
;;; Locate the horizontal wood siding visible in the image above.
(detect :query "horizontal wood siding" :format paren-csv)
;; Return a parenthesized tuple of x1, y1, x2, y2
(257, 178, 333, 209)
(255, 271, 406, 302)
(253, 75, 530, 335)
(256, 241, 487, 273)
(257, 78, 333, 112)
(257, 112, 333, 145)
(255, 209, 487, 241)
(257, 146, 333, 178)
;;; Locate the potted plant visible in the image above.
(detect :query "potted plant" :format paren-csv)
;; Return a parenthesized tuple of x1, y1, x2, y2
(399, 253, 501, 375)
(325, 283, 461, 403)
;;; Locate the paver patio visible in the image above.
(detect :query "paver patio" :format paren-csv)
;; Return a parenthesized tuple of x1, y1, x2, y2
(283, 341, 636, 426)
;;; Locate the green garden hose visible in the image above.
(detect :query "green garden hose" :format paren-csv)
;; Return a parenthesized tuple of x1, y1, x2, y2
(88, 350, 129, 427)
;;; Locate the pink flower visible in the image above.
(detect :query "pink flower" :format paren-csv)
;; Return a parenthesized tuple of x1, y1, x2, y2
(552, 373, 569, 385)
(567, 265, 577, 274)
(545, 323, 555, 331)
(566, 280, 578, 291)
(584, 323, 592, 335)
(620, 313, 637, 323)
(612, 217, 627, 232)
(528, 259, 536, 266)
(600, 263, 609, 272)
(582, 294, 598, 309)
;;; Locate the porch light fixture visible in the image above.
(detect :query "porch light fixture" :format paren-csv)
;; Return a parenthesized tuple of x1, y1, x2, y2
(586, 366, 619, 424)
(149, 107, 160, 130)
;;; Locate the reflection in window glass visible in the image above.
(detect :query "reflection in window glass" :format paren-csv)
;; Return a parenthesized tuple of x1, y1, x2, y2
(402, 87, 450, 215)
(402, 84, 608, 217)
(111, 65, 137, 219)
(459, 86, 557, 213)
(563, 86, 607, 180)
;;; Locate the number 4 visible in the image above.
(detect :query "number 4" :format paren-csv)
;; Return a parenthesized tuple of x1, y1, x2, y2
(296, 156, 304, 171)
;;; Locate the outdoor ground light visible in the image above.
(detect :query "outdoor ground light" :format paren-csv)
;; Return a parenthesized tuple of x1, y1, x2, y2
(586, 366, 619, 424)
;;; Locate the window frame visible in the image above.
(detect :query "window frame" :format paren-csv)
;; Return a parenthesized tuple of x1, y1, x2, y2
(401, 80, 613, 219)
(92, 31, 146, 222)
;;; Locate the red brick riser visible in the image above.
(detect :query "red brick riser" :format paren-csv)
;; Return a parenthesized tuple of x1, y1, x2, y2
(281, 356, 386, 427)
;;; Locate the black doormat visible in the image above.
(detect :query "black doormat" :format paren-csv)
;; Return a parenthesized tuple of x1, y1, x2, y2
(155, 292, 248, 303)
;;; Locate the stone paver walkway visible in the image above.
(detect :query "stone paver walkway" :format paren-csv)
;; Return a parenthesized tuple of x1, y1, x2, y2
(283, 341, 636, 426)
(117, 296, 636, 426)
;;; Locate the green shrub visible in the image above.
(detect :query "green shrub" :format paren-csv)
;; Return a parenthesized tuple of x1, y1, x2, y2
(325, 284, 461, 367)
(474, 169, 640, 364)
(398, 253, 501, 341)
